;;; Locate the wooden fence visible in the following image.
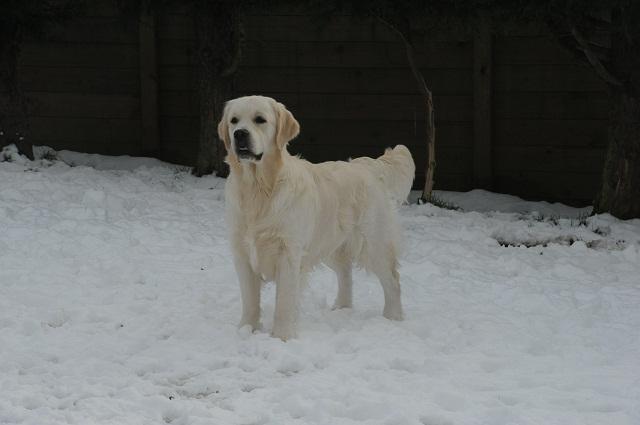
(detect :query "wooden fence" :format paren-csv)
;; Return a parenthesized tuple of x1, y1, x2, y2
(7, 2, 608, 205)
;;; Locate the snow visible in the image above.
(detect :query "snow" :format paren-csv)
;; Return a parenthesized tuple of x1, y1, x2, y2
(31, 145, 189, 171)
(1, 145, 29, 165)
(1, 149, 640, 425)
(429, 189, 593, 218)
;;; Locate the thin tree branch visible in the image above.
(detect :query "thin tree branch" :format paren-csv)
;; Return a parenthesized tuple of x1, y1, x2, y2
(374, 13, 436, 201)
(584, 15, 613, 32)
(375, 15, 432, 99)
(221, 15, 244, 77)
(571, 25, 622, 87)
(579, 42, 610, 61)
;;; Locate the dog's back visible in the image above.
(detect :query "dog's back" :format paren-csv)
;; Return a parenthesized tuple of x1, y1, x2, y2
(312, 145, 414, 322)
(350, 145, 415, 205)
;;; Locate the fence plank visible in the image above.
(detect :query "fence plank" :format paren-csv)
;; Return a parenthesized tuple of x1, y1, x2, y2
(139, 7, 160, 153)
(494, 146, 605, 173)
(29, 117, 140, 143)
(494, 92, 609, 120)
(494, 36, 576, 65)
(494, 119, 607, 148)
(235, 67, 472, 95)
(494, 64, 606, 92)
(298, 119, 472, 147)
(17, 66, 139, 94)
(29, 116, 141, 155)
(494, 171, 600, 204)
(241, 40, 471, 69)
(42, 17, 137, 44)
(21, 43, 139, 68)
(23, 92, 139, 119)
(473, 16, 493, 189)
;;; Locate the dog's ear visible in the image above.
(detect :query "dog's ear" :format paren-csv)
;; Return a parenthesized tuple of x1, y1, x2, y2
(274, 101, 300, 149)
(217, 103, 231, 151)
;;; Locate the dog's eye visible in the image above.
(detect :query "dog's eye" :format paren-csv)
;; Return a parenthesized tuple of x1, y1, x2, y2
(254, 116, 266, 124)
(230, 117, 238, 124)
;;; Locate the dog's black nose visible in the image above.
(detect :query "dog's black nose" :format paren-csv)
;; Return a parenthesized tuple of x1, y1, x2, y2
(234, 129, 250, 149)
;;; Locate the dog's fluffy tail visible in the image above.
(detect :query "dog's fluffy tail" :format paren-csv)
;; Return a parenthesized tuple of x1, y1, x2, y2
(353, 145, 415, 204)
(378, 145, 416, 204)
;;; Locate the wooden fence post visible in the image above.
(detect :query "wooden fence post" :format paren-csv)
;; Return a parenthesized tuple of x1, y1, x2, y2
(139, 4, 159, 154)
(473, 16, 493, 189)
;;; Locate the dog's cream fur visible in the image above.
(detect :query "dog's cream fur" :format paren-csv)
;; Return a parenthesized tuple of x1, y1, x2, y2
(219, 95, 415, 340)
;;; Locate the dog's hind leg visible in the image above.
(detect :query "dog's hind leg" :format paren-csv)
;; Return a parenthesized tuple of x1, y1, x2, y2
(372, 256, 404, 321)
(330, 262, 353, 310)
(328, 254, 353, 310)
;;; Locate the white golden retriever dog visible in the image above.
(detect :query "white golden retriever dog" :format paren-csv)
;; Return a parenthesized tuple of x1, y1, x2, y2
(218, 95, 415, 340)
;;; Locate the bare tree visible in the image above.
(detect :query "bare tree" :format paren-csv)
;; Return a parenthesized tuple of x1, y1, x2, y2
(0, 0, 81, 158)
(312, 0, 441, 202)
(511, 0, 640, 218)
(375, 14, 436, 202)
(191, 0, 243, 177)
(118, 0, 244, 176)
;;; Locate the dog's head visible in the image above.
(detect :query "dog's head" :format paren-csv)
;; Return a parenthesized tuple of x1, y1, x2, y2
(218, 96, 300, 163)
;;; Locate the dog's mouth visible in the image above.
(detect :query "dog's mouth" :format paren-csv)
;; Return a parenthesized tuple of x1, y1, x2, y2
(236, 148, 263, 161)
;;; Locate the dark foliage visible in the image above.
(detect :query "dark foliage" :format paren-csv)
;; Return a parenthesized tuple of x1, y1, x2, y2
(0, 0, 83, 157)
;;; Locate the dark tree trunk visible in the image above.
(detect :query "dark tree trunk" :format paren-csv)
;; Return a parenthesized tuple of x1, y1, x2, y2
(592, 11, 640, 219)
(593, 91, 640, 219)
(195, 62, 227, 177)
(192, 0, 242, 177)
(0, 22, 31, 158)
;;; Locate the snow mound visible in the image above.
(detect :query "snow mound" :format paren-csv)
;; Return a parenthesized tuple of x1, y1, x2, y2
(32, 145, 190, 172)
(1, 144, 29, 165)
(410, 189, 593, 218)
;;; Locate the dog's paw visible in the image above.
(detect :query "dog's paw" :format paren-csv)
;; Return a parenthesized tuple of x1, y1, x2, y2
(271, 323, 297, 341)
(237, 324, 256, 339)
(331, 300, 353, 310)
(383, 308, 404, 321)
(238, 318, 261, 333)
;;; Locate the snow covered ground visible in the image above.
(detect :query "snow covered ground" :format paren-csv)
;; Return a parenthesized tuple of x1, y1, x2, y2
(1, 148, 639, 425)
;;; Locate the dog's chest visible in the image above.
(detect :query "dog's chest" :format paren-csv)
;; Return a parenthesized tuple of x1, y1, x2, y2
(242, 225, 283, 281)
(233, 199, 285, 280)
(244, 229, 261, 274)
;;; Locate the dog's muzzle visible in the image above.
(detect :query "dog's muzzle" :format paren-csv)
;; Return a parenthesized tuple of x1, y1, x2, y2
(234, 129, 263, 161)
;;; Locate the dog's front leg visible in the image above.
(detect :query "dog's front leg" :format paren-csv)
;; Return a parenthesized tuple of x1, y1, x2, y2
(233, 254, 261, 331)
(272, 252, 302, 341)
